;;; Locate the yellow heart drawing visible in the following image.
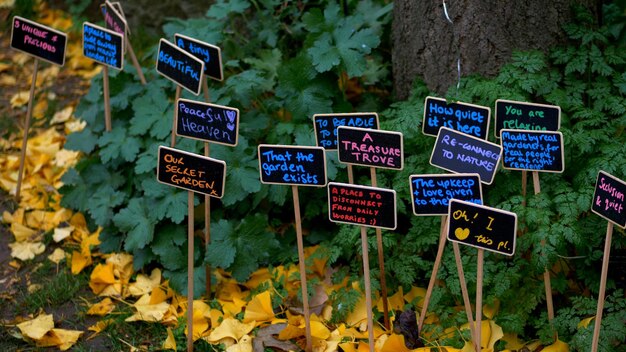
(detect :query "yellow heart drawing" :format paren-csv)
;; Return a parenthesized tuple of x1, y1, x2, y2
(454, 228, 470, 240)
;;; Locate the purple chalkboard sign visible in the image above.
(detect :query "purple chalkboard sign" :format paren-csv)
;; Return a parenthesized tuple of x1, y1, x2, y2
(591, 171, 626, 229)
(10, 16, 67, 66)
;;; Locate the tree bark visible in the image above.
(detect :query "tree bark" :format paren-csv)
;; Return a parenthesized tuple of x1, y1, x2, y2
(392, 0, 599, 99)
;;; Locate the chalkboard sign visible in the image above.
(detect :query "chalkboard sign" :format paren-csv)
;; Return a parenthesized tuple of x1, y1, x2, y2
(337, 126, 403, 170)
(500, 129, 564, 173)
(10, 16, 67, 66)
(430, 127, 502, 185)
(176, 99, 239, 146)
(82, 22, 124, 70)
(423, 96, 490, 139)
(328, 182, 397, 230)
(258, 145, 327, 187)
(156, 39, 204, 95)
(174, 34, 223, 81)
(591, 171, 626, 229)
(494, 99, 561, 138)
(447, 199, 517, 256)
(313, 113, 379, 150)
(104, 1, 126, 35)
(410, 174, 482, 216)
(157, 146, 226, 198)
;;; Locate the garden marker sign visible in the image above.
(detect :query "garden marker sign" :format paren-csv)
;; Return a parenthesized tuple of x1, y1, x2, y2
(82, 22, 124, 70)
(447, 199, 517, 256)
(337, 126, 404, 170)
(156, 38, 204, 95)
(10, 16, 67, 200)
(500, 130, 564, 172)
(328, 182, 397, 230)
(589, 171, 626, 352)
(157, 146, 226, 198)
(11, 16, 67, 66)
(410, 174, 482, 216)
(103, 0, 126, 35)
(313, 112, 379, 149)
(258, 144, 328, 352)
(176, 99, 239, 146)
(423, 96, 490, 139)
(494, 99, 561, 138)
(175, 34, 224, 81)
(430, 127, 502, 184)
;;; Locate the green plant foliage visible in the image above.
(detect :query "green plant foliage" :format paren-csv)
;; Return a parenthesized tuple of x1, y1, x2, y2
(60, 1, 626, 348)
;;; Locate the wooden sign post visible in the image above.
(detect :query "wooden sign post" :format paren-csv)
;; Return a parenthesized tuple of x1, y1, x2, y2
(447, 200, 517, 351)
(409, 173, 482, 339)
(328, 182, 397, 351)
(157, 146, 226, 352)
(589, 171, 626, 352)
(82, 22, 124, 132)
(258, 145, 327, 352)
(155, 38, 204, 146)
(175, 98, 238, 297)
(101, 1, 146, 84)
(336, 126, 403, 330)
(423, 96, 491, 140)
(10, 16, 67, 200)
(500, 129, 564, 331)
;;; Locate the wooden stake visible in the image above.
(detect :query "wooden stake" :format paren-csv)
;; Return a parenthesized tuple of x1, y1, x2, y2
(591, 221, 614, 352)
(370, 168, 389, 330)
(292, 186, 312, 352)
(202, 80, 212, 298)
(475, 249, 484, 352)
(347, 164, 354, 184)
(187, 191, 194, 352)
(15, 59, 39, 201)
(533, 171, 556, 326)
(103, 65, 112, 132)
(452, 242, 478, 351)
(418, 215, 447, 332)
(125, 36, 146, 85)
(360, 226, 375, 352)
(171, 86, 182, 147)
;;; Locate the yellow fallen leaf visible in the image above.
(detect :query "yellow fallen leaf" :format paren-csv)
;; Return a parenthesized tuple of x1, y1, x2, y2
(243, 290, 274, 324)
(32, 99, 48, 119)
(89, 263, 117, 294)
(310, 320, 331, 340)
(36, 328, 83, 350)
(345, 295, 367, 327)
(542, 339, 569, 352)
(87, 297, 116, 316)
(53, 225, 74, 242)
(502, 333, 525, 350)
(578, 316, 594, 329)
(486, 320, 503, 350)
(71, 250, 91, 275)
(11, 222, 38, 242)
(47, 248, 66, 264)
(163, 327, 176, 350)
(205, 318, 255, 343)
(125, 301, 170, 322)
(106, 253, 134, 284)
(87, 319, 113, 339)
(17, 313, 54, 340)
(53, 149, 80, 168)
(226, 334, 252, 352)
(185, 300, 212, 340)
(10, 241, 45, 261)
(377, 287, 404, 313)
(403, 286, 426, 307)
(65, 119, 87, 133)
(379, 333, 411, 352)
(10, 91, 30, 108)
(50, 106, 73, 124)
(483, 300, 500, 319)
(128, 268, 162, 296)
(28, 284, 42, 293)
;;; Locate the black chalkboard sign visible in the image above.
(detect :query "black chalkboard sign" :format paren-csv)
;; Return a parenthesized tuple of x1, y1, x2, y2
(156, 39, 204, 95)
(423, 96, 490, 139)
(174, 34, 223, 81)
(501, 129, 564, 173)
(591, 171, 626, 229)
(328, 182, 397, 230)
(430, 127, 502, 185)
(83, 22, 124, 70)
(258, 145, 327, 187)
(157, 146, 226, 198)
(104, 0, 126, 35)
(447, 199, 517, 256)
(176, 99, 239, 146)
(494, 99, 561, 138)
(10, 16, 67, 66)
(337, 126, 403, 170)
(313, 113, 379, 150)
(410, 174, 483, 216)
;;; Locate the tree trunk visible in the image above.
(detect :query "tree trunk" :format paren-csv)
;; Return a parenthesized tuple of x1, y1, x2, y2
(391, 0, 600, 99)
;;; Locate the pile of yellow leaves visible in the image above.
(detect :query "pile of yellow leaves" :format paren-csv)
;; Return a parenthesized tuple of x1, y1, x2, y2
(8, 313, 83, 351)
